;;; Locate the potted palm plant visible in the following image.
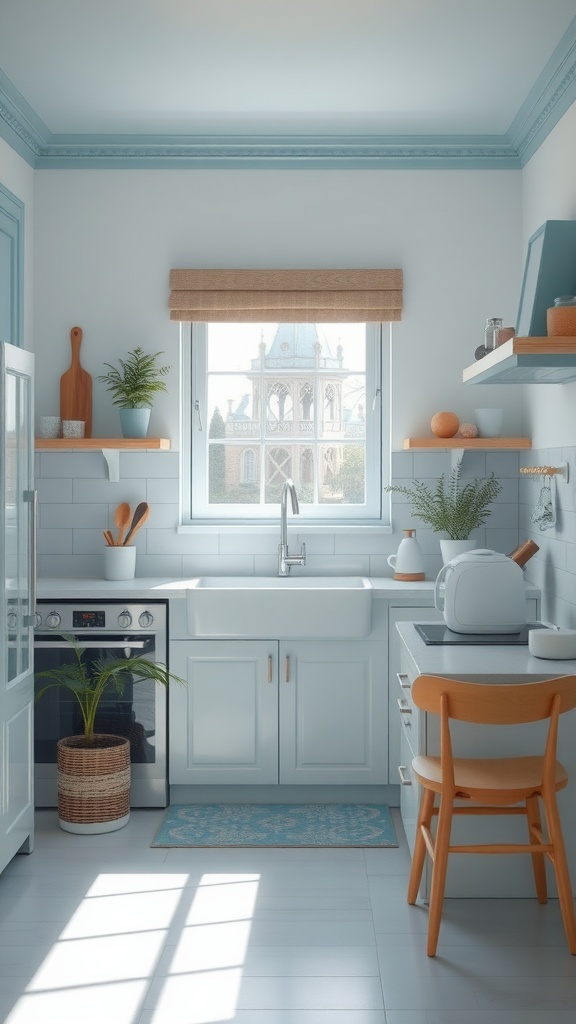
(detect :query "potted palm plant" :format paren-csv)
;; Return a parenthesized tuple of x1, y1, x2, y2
(386, 465, 502, 563)
(97, 346, 171, 438)
(35, 641, 184, 834)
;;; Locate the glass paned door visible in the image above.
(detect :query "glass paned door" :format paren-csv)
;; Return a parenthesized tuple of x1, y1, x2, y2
(1, 342, 35, 874)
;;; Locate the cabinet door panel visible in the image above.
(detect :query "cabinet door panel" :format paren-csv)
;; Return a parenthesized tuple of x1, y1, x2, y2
(169, 640, 278, 785)
(279, 640, 387, 785)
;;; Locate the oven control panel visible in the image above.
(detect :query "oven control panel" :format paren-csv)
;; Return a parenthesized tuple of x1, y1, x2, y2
(35, 602, 166, 633)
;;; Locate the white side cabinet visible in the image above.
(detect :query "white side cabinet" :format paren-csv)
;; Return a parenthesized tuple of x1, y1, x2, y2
(169, 636, 388, 786)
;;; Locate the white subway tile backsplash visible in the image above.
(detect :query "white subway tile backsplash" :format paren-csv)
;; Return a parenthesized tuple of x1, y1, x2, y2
(146, 478, 179, 503)
(36, 529, 72, 555)
(36, 478, 73, 503)
(40, 503, 109, 529)
(38, 442, 576, 625)
(182, 554, 255, 576)
(146, 529, 218, 555)
(120, 452, 180, 478)
(39, 452, 106, 478)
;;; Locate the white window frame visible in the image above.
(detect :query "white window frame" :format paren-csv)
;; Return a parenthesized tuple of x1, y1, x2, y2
(180, 322, 391, 530)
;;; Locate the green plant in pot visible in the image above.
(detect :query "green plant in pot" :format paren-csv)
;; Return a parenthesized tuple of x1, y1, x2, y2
(35, 640, 185, 834)
(386, 465, 502, 563)
(97, 346, 171, 438)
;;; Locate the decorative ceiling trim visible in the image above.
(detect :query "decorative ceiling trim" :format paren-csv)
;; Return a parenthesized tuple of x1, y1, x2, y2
(1, 19, 575, 171)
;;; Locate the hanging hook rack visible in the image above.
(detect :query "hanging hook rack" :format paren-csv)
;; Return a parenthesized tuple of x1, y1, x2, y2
(520, 462, 569, 482)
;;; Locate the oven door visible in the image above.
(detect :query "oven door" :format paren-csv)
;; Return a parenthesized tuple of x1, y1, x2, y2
(34, 633, 168, 807)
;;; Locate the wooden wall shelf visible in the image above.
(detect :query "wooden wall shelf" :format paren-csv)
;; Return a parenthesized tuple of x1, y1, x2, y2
(35, 437, 171, 450)
(403, 438, 532, 451)
(463, 337, 576, 384)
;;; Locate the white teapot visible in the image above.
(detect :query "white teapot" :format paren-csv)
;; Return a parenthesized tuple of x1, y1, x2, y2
(387, 529, 425, 581)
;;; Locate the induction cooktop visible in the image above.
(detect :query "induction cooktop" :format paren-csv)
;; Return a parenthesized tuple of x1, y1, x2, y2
(415, 623, 548, 645)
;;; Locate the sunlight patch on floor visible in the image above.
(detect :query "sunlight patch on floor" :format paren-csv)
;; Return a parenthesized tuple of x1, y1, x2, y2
(3, 871, 260, 1024)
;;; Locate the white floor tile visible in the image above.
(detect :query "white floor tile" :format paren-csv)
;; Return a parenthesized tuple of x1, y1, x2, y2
(0, 810, 574, 1024)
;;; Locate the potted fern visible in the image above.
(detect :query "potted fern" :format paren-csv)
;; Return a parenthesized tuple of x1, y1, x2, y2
(35, 641, 185, 834)
(97, 346, 171, 438)
(386, 465, 502, 563)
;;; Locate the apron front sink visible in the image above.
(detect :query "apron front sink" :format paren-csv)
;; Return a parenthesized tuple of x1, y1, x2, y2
(186, 576, 373, 638)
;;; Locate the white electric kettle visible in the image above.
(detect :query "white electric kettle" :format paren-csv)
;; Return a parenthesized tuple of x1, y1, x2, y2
(434, 548, 526, 634)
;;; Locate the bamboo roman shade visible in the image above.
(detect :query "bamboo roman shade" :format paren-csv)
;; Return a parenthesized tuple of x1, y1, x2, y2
(169, 269, 403, 322)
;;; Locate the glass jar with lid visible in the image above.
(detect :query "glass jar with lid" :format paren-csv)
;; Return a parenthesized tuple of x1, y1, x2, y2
(547, 296, 576, 337)
(484, 317, 503, 351)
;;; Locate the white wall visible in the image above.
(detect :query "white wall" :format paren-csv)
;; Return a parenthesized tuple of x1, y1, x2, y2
(521, 102, 576, 448)
(0, 137, 34, 349)
(32, 168, 524, 444)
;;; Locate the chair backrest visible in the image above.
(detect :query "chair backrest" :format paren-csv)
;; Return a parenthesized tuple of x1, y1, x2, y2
(411, 674, 576, 725)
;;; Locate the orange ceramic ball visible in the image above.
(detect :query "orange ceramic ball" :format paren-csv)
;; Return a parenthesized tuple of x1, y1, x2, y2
(430, 411, 460, 438)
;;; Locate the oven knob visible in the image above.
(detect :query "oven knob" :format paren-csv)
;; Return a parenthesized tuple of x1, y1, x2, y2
(34, 612, 43, 627)
(7, 611, 18, 630)
(45, 611, 61, 629)
(117, 610, 132, 628)
(138, 610, 154, 628)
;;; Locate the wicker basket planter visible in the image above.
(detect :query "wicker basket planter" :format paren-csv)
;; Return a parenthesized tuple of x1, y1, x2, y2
(57, 734, 131, 834)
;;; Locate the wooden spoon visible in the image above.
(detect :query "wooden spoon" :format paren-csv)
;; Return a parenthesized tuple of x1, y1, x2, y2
(114, 502, 131, 546)
(103, 529, 115, 547)
(123, 501, 150, 546)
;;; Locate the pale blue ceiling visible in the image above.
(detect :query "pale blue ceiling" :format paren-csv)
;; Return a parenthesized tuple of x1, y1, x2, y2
(0, 1, 575, 170)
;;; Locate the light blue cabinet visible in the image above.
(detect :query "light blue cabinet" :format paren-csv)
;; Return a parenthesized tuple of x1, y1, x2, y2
(169, 636, 388, 786)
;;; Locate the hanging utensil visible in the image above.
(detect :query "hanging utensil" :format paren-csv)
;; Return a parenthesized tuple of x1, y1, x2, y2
(123, 501, 150, 546)
(114, 502, 131, 546)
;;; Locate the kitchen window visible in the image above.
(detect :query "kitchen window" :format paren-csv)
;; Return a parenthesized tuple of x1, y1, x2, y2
(181, 320, 391, 526)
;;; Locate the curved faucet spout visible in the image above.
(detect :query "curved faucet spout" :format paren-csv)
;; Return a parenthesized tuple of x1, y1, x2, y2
(279, 479, 306, 576)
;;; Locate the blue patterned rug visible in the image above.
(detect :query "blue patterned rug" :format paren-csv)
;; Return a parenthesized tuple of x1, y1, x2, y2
(151, 803, 397, 848)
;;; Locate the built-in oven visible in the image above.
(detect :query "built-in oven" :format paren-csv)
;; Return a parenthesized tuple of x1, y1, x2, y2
(34, 600, 168, 807)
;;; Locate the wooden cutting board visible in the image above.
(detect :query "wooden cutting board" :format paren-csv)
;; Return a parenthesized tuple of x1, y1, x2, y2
(60, 326, 92, 437)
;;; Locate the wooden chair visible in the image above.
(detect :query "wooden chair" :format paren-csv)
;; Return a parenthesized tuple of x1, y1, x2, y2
(407, 673, 576, 957)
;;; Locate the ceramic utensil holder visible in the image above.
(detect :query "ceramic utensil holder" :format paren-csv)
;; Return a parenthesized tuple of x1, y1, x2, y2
(104, 545, 136, 581)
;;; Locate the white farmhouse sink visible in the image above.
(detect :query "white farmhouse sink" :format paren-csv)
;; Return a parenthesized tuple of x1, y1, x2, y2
(186, 576, 373, 638)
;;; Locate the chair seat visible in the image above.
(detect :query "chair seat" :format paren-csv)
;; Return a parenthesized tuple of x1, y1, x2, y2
(412, 754, 568, 796)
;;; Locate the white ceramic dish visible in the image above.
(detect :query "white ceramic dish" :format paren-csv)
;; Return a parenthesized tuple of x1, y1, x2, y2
(528, 628, 576, 660)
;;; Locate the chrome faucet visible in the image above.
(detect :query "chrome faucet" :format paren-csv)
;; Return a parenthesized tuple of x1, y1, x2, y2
(278, 479, 306, 576)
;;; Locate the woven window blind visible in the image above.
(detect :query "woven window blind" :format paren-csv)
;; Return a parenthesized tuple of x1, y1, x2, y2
(169, 269, 403, 322)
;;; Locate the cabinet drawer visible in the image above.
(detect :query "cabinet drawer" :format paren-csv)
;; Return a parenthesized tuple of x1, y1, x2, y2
(398, 724, 420, 855)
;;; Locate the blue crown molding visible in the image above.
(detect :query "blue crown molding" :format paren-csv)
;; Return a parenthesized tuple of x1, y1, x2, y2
(1, 19, 575, 171)
(33, 134, 520, 170)
(507, 16, 576, 165)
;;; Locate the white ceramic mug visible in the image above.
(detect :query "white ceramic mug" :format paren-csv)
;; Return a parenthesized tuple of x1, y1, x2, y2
(104, 545, 136, 581)
(474, 408, 503, 438)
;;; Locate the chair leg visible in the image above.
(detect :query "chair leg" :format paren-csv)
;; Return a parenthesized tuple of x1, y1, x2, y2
(408, 787, 435, 905)
(426, 794, 453, 957)
(542, 791, 576, 955)
(526, 794, 547, 904)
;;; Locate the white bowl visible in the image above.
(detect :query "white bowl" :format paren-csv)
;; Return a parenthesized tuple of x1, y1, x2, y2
(528, 628, 576, 660)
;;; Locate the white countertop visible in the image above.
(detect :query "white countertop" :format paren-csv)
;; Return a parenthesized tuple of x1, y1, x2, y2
(396, 620, 576, 680)
(37, 576, 540, 604)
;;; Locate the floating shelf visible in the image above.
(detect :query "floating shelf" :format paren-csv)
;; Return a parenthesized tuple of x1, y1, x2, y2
(403, 438, 532, 450)
(463, 337, 576, 384)
(35, 437, 171, 450)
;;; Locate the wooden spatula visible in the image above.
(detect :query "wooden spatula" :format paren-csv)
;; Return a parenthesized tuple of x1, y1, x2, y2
(123, 501, 150, 546)
(60, 326, 92, 437)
